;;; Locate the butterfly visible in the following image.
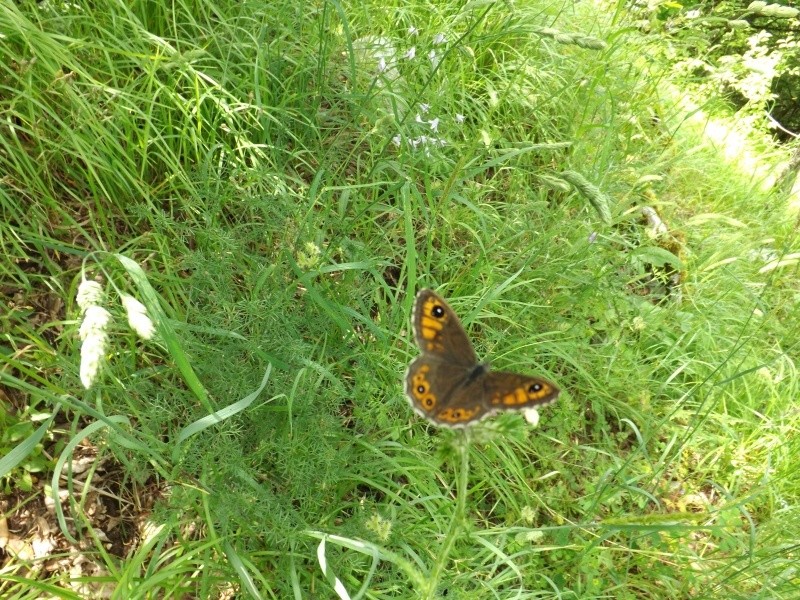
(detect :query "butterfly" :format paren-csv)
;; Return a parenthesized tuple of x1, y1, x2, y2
(404, 289, 560, 428)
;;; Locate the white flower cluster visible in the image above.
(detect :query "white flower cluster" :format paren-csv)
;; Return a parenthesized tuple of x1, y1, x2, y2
(76, 279, 155, 389)
(370, 25, 463, 157)
(392, 103, 464, 157)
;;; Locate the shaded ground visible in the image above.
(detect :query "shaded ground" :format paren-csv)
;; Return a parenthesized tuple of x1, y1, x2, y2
(0, 429, 161, 596)
(1, 245, 162, 594)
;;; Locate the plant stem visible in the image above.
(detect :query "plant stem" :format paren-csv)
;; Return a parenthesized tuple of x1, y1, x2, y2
(424, 430, 471, 598)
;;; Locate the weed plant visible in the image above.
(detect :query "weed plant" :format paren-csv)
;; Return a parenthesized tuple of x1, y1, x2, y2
(1, 0, 798, 598)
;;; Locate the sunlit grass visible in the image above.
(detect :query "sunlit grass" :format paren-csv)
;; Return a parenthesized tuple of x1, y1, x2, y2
(1, 0, 798, 598)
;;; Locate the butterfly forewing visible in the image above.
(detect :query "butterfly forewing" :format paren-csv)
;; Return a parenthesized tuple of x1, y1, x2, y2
(412, 289, 478, 366)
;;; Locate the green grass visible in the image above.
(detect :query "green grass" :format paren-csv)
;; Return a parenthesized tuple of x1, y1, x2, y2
(1, 0, 799, 598)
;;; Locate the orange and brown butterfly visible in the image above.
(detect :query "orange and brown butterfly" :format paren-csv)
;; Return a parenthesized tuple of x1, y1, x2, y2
(404, 289, 560, 428)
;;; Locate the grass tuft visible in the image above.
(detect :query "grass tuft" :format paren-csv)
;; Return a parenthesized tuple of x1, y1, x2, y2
(1, 0, 798, 597)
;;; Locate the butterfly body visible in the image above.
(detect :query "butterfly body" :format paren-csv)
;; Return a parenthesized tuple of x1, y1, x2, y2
(404, 289, 559, 428)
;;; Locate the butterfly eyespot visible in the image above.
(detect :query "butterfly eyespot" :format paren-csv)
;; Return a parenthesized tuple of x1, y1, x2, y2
(417, 384, 426, 393)
(529, 383, 543, 393)
(432, 304, 445, 318)
(424, 397, 434, 408)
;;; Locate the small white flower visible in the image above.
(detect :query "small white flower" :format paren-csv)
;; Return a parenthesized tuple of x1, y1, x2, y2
(121, 295, 155, 340)
(392, 134, 402, 147)
(685, 9, 701, 19)
(429, 118, 440, 132)
(455, 114, 465, 124)
(76, 280, 104, 313)
(378, 57, 387, 72)
(419, 103, 430, 113)
(429, 49, 436, 61)
(433, 33, 446, 45)
(79, 306, 111, 389)
(415, 113, 424, 123)
(405, 47, 416, 60)
(408, 26, 418, 36)
(523, 408, 540, 427)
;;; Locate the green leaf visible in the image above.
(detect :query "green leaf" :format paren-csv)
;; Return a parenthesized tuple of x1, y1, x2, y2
(114, 253, 212, 413)
(0, 405, 58, 480)
(173, 364, 273, 461)
(630, 246, 684, 270)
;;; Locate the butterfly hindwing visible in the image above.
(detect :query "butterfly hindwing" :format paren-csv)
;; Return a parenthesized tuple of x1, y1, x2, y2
(404, 355, 475, 421)
(480, 371, 560, 410)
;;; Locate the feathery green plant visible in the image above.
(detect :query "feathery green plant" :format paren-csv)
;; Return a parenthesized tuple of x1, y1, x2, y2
(1, 0, 798, 597)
